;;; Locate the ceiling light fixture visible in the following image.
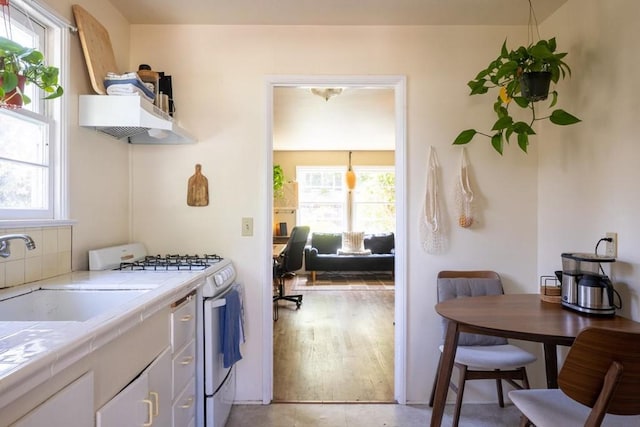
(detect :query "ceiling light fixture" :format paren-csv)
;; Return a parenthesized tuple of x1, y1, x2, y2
(310, 87, 343, 101)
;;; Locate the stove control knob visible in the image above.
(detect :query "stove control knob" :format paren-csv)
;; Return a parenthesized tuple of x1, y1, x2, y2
(214, 273, 224, 286)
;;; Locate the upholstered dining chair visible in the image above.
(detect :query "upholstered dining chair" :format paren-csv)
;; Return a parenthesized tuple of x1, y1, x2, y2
(429, 270, 537, 427)
(273, 225, 310, 321)
(509, 326, 640, 427)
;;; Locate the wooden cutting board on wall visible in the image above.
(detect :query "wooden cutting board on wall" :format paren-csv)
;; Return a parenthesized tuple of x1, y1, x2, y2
(72, 4, 119, 94)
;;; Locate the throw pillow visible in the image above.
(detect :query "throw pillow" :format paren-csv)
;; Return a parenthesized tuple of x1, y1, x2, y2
(364, 233, 395, 254)
(341, 231, 365, 253)
(311, 233, 342, 254)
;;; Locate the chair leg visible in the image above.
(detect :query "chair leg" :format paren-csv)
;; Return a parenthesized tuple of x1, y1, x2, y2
(273, 277, 280, 321)
(519, 415, 532, 427)
(495, 371, 505, 407)
(273, 275, 303, 309)
(452, 364, 467, 427)
(520, 367, 530, 389)
(429, 353, 443, 407)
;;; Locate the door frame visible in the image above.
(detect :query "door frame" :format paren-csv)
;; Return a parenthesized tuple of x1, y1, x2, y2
(262, 75, 407, 404)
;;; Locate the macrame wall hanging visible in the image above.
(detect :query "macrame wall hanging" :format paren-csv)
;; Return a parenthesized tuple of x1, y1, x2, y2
(419, 146, 447, 254)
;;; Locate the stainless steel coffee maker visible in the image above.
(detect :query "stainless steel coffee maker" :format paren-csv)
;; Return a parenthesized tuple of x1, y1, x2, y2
(561, 252, 617, 315)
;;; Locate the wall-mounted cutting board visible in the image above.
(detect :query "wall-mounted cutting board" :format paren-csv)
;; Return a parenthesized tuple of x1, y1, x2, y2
(72, 4, 119, 94)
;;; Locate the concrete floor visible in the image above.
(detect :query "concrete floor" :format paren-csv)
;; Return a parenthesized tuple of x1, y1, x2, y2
(226, 403, 522, 426)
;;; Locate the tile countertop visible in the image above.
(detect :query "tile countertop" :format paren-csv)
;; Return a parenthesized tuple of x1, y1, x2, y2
(0, 269, 205, 410)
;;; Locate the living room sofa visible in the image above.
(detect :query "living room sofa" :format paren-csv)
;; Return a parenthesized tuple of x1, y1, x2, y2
(304, 232, 395, 282)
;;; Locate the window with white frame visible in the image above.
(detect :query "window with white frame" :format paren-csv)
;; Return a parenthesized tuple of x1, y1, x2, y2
(297, 166, 346, 232)
(296, 165, 395, 233)
(0, 1, 67, 220)
(352, 166, 395, 233)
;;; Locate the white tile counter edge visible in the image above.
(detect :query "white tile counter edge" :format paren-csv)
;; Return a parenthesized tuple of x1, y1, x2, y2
(0, 270, 205, 409)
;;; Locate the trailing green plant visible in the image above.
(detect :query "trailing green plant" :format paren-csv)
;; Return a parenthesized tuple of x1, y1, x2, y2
(453, 38, 580, 154)
(0, 36, 63, 107)
(273, 164, 285, 198)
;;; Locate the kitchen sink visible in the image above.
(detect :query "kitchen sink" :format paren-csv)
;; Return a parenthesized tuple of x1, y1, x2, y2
(0, 289, 150, 322)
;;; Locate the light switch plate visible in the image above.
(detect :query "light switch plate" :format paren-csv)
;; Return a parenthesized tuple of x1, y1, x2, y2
(241, 217, 253, 237)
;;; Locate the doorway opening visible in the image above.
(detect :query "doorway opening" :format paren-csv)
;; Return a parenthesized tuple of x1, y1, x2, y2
(263, 75, 407, 405)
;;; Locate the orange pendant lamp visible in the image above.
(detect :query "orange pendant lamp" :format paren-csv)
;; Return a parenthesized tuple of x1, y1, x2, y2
(346, 151, 356, 190)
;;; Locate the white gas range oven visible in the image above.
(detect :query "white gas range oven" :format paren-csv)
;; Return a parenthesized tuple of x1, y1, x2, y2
(89, 243, 243, 427)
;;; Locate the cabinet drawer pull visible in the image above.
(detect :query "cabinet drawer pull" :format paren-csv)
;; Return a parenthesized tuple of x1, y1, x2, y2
(142, 399, 154, 426)
(149, 391, 159, 416)
(179, 395, 194, 409)
(180, 355, 194, 365)
(180, 314, 193, 322)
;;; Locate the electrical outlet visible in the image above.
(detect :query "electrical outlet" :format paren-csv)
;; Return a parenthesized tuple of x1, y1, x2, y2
(241, 217, 253, 237)
(605, 232, 617, 258)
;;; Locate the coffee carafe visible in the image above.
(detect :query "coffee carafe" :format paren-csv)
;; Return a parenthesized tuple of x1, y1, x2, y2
(560, 252, 617, 315)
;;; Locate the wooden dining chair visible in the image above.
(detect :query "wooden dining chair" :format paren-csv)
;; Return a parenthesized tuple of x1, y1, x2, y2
(429, 270, 537, 427)
(509, 326, 640, 427)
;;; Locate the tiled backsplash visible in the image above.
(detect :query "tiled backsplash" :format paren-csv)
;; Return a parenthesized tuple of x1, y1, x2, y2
(0, 226, 72, 288)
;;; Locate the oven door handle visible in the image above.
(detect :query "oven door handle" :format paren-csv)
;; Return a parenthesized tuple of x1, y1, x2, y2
(209, 298, 227, 308)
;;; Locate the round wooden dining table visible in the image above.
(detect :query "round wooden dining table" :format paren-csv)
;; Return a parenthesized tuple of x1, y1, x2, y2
(430, 293, 640, 427)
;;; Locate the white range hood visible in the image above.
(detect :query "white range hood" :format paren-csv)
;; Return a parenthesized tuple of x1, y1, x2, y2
(79, 95, 196, 144)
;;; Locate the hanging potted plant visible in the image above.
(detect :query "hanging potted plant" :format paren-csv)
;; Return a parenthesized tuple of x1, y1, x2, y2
(520, 68, 551, 102)
(452, 37, 580, 155)
(0, 36, 63, 108)
(452, 1, 581, 154)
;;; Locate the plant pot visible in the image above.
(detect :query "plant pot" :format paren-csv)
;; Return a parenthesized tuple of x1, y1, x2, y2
(519, 71, 552, 102)
(0, 75, 26, 109)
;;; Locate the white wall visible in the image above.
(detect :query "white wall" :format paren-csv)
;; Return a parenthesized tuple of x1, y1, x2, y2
(127, 24, 541, 403)
(538, 0, 640, 320)
(47, 0, 133, 270)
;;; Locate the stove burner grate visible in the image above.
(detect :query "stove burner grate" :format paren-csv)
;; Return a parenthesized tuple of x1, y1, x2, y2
(116, 253, 223, 271)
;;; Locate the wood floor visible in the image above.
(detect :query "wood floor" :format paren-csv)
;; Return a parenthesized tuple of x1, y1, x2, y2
(273, 273, 395, 403)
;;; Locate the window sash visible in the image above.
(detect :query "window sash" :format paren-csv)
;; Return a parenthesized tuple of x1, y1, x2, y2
(0, 110, 54, 218)
(296, 166, 347, 232)
(352, 166, 395, 233)
(296, 165, 395, 233)
(2, 5, 47, 113)
(0, 1, 65, 221)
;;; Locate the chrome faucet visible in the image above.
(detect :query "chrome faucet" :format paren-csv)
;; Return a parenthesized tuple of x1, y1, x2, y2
(0, 234, 36, 258)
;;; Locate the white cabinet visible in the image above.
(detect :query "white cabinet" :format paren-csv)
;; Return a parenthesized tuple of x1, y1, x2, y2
(149, 347, 173, 427)
(172, 377, 196, 427)
(172, 339, 196, 401)
(96, 290, 198, 427)
(170, 292, 197, 426)
(11, 372, 94, 427)
(96, 347, 171, 427)
(96, 372, 148, 426)
(171, 293, 196, 351)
